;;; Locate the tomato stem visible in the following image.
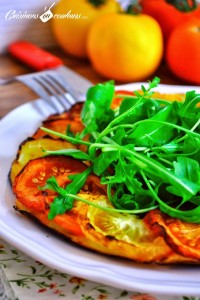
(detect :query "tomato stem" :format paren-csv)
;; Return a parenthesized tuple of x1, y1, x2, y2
(88, 0, 106, 7)
(126, 0, 143, 15)
(165, 0, 198, 12)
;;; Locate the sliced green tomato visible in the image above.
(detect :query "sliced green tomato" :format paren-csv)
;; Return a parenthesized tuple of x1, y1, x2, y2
(87, 202, 150, 244)
(10, 137, 76, 184)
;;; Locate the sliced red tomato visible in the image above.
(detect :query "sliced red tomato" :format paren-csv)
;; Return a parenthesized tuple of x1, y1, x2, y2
(47, 103, 83, 121)
(144, 209, 200, 260)
(33, 119, 84, 139)
(13, 156, 107, 237)
(112, 90, 135, 108)
(13, 156, 87, 212)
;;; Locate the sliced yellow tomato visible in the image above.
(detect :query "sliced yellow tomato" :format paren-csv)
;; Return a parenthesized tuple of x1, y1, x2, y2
(88, 204, 152, 244)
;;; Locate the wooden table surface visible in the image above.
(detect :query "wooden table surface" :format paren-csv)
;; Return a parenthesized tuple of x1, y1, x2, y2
(0, 47, 189, 119)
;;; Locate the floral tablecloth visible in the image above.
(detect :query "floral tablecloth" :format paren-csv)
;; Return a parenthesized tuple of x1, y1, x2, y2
(0, 237, 199, 300)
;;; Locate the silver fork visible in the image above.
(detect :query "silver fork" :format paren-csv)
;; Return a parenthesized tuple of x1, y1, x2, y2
(1, 68, 92, 114)
(16, 69, 86, 113)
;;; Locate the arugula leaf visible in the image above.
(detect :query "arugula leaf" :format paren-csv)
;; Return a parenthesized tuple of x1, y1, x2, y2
(179, 90, 200, 117)
(183, 137, 200, 162)
(165, 157, 200, 203)
(178, 91, 200, 129)
(118, 97, 160, 124)
(40, 177, 73, 219)
(40, 176, 65, 195)
(43, 167, 92, 220)
(128, 102, 179, 147)
(81, 81, 115, 135)
(40, 77, 200, 223)
(104, 77, 160, 132)
(173, 156, 200, 184)
(93, 151, 118, 176)
(44, 149, 90, 160)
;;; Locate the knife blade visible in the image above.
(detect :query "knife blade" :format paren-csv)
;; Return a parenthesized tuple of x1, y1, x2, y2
(5, 41, 93, 96)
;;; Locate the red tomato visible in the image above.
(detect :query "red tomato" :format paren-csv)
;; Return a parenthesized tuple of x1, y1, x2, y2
(166, 18, 200, 84)
(142, 0, 200, 42)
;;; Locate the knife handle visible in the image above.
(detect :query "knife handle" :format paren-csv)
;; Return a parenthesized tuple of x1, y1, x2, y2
(8, 41, 63, 71)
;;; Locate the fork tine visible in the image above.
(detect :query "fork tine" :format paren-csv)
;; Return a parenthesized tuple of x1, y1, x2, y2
(16, 69, 83, 114)
(33, 75, 71, 112)
(46, 72, 68, 93)
(17, 75, 51, 102)
(48, 71, 84, 102)
(17, 75, 62, 112)
(44, 74, 77, 106)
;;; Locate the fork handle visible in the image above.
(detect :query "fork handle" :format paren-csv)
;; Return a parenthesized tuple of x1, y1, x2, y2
(8, 41, 63, 71)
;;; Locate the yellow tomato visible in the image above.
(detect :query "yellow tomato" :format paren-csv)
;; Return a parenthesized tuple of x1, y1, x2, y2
(87, 13, 164, 82)
(51, 0, 121, 58)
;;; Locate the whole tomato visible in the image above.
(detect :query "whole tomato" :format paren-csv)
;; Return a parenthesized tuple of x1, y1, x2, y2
(142, 0, 200, 42)
(87, 12, 163, 82)
(51, 0, 121, 58)
(166, 18, 200, 84)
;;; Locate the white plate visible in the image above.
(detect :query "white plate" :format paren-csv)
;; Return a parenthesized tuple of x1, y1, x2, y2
(1, 83, 200, 296)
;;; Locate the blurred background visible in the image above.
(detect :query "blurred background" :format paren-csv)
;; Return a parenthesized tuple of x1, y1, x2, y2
(0, 0, 200, 84)
(0, 0, 59, 53)
(0, 0, 129, 53)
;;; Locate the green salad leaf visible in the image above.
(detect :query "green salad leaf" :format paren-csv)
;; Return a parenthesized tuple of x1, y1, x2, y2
(41, 77, 200, 223)
(41, 167, 93, 220)
(80, 81, 115, 135)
